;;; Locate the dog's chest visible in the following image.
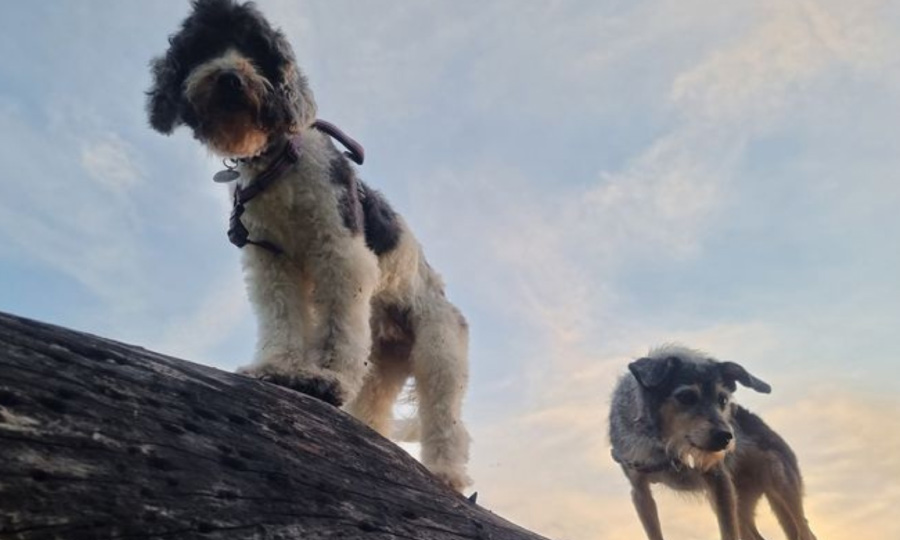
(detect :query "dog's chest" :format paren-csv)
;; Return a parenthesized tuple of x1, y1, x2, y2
(651, 466, 706, 491)
(237, 165, 344, 253)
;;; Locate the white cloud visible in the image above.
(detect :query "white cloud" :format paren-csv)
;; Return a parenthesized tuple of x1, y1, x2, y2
(81, 133, 142, 192)
(670, 0, 893, 127)
(0, 101, 149, 312)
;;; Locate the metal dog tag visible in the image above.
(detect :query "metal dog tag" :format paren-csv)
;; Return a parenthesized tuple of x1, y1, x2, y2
(213, 169, 240, 183)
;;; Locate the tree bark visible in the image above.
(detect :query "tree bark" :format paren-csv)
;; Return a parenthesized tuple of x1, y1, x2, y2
(0, 311, 547, 540)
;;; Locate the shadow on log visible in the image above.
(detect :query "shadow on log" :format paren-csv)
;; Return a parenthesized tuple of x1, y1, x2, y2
(0, 312, 547, 540)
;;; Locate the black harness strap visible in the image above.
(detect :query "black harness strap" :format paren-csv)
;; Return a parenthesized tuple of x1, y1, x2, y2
(228, 136, 302, 254)
(226, 121, 365, 255)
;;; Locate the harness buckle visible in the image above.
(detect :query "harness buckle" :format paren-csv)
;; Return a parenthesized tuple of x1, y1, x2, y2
(228, 203, 249, 248)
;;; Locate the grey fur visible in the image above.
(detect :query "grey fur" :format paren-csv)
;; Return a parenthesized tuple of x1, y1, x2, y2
(609, 344, 817, 540)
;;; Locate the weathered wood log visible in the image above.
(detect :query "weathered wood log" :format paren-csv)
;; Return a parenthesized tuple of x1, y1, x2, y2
(0, 311, 546, 540)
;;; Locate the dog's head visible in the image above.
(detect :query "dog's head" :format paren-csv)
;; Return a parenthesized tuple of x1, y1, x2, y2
(146, 0, 316, 157)
(628, 344, 771, 471)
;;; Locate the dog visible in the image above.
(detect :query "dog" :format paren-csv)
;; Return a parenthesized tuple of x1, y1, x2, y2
(146, 0, 471, 491)
(609, 345, 816, 540)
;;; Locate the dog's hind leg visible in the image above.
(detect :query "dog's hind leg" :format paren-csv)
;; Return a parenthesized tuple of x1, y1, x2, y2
(736, 490, 766, 540)
(410, 297, 471, 491)
(624, 472, 665, 540)
(762, 456, 817, 540)
(766, 488, 817, 540)
(347, 344, 412, 437)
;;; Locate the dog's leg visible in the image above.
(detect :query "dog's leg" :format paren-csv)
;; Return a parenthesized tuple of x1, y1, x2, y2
(624, 471, 664, 540)
(766, 488, 817, 540)
(306, 238, 380, 406)
(410, 298, 471, 491)
(759, 452, 817, 540)
(237, 249, 345, 398)
(346, 345, 412, 437)
(736, 490, 767, 540)
(703, 467, 740, 540)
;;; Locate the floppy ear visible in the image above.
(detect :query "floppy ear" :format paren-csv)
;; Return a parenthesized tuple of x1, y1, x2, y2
(719, 361, 772, 394)
(628, 356, 679, 390)
(146, 55, 182, 134)
(268, 29, 317, 131)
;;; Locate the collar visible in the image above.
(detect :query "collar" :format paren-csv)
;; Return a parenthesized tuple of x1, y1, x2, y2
(234, 134, 302, 205)
(226, 134, 301, 255)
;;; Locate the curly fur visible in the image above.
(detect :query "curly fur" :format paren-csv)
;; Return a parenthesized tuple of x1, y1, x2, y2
(147, 0, 471, 491)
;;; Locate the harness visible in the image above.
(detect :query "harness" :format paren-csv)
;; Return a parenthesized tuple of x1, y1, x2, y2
(222, 120, 365, 255)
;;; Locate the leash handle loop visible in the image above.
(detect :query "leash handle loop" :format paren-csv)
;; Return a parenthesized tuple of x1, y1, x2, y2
(313, 119, 365, 165)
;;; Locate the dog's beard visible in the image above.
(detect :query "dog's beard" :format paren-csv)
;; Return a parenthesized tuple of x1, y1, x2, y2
(190, 87, 270, 158)
(666, 437, 735, 472)
(201, 111, 269, 157)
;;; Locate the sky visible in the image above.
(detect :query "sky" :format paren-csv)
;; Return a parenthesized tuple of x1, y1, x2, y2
(1, 0, 899, 538)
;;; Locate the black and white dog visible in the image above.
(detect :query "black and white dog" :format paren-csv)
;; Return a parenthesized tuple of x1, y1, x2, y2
(147, 0, 471, 491)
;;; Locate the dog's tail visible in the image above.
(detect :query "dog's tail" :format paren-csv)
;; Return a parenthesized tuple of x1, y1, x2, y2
(392, 417, 421, 442)
(392, 383, 421, 442)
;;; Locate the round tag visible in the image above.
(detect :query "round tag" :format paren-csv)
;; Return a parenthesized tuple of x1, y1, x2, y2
(213, 169, 240, 183)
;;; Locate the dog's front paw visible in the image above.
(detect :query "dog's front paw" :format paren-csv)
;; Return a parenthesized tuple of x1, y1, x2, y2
(238, 365, 345, 407)
(262, 372, 345, 407)
(427, 462, 473, 493)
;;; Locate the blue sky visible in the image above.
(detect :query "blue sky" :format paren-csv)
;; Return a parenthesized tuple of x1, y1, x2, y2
(1, 1, 899, 538)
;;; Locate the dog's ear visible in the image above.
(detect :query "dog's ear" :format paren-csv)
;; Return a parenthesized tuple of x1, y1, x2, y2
(279, 63, 317, 131)
(268, 29, 317, 131)
(629, 356, 679, 390)
(146, 55, 183, 134)
(719, 361, 772, 394)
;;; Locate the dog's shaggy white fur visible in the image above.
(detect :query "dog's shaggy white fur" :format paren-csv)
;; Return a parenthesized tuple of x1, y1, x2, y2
(147, 0, 471, 490)
(236, 132, 472, 490)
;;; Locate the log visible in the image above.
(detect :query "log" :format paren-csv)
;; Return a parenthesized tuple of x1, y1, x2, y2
(0, 311, 547, 540)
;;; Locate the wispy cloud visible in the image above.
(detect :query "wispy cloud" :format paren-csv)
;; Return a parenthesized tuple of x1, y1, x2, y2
(81, 133, 143, 192)
(0, 100, 149, 312)
(401, 1, 900, 537)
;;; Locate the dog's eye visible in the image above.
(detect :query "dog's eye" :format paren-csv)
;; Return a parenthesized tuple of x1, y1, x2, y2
(717, 393, 729, 408)
(674, 391, 698, 406)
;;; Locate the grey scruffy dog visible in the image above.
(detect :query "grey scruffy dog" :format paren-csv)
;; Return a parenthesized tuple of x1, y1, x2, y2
(609, 344, 817, 540)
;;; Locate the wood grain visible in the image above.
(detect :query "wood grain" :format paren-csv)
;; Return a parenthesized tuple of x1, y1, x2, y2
(0, 312, 547, 540)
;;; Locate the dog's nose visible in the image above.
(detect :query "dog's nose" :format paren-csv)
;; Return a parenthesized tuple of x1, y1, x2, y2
(710, 429, 734, 450)
(217, 71, 244, 91)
